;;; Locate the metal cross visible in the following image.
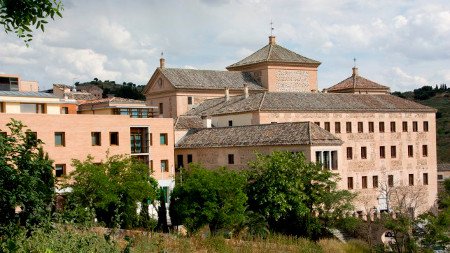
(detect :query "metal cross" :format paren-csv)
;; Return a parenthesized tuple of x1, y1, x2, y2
(270, 20, 274, 36)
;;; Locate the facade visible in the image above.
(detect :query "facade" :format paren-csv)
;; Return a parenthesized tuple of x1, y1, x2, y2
(0, 74, 39, 92)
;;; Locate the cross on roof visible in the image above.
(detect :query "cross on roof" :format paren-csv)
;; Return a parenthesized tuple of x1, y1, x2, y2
(270, 20, 274, 36)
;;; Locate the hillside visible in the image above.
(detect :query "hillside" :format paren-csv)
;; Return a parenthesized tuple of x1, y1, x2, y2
(393, 85, 450, 163)
(74, 78, 146, 100)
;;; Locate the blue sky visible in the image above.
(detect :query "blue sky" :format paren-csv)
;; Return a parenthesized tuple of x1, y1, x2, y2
(1, 0, 449, 91)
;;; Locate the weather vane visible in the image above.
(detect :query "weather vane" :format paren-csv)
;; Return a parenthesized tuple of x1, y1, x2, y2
(270, 20, 274, 36)
(161, 52, 164, 57)
(353, 57, 357, 67)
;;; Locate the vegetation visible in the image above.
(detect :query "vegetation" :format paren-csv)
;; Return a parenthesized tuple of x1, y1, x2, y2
(392, 84, 450, 163)
(75, 78, 146, 100)
(170, 164, 247, 235)
(0, 119, 55, 236)
(0, 0, 63, 45)
(62, 155, 159, 229)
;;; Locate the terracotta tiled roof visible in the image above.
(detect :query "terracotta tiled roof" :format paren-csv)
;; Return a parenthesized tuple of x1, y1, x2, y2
(176, 122, 342, 148)
(186, 92, 436, 116)
(160, 68, 265, 90)
(174, 115, 204, 130)
(438, 164, 450, 172)
(78, 97, 147, 106)
(227, 43, 320, 69)
(67, 93, 97, 100)
(327, 74, 389, 92)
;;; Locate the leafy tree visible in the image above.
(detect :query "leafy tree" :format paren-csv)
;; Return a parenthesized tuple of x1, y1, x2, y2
(169, 164, 247, 235)
(63, 155, 159, 229)
(246, 151, 355, 239)
(0, 119, 55, 235)
(0, 0, 63, 45)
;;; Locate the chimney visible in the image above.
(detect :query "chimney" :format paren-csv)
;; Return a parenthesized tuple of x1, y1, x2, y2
(352, 67, 358, 77)
(201, 116, 212, 128)
(160, 57, 165, 68)
(243, 84, 249, 98)
(269, 35, 276, 45)
(225, 87, 230, 101)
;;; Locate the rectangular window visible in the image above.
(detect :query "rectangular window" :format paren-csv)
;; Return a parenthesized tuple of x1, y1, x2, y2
(176, 155, 184, 169)
(380, 146, 386, 158)
(422, 145, 428, 157)
(346, 122, 352, 133)
(347, 177, 353, 189)
(358, 122, 363, 133)
(423, 173, 428, 185)
(379, 122, 385, 133)
(314, 122, 320, 127)
(160, 133, 168, 145)
(413, 121, 418, 132)
(316, 151, 322, 164)
(0, 102, 5, 113)
(161, 186, 169, 204)
(362, 176, 367, 189)
(388, 175, 394, 187)
(373, 176, 378, 188)
(368, 122, 374, 133)
(161, 160, 169, 172)
(130, 128, 149, 153)
(361, 147, 367, 159)
(423, 121, 429, 132)
(335, 122, 341, 133)
(110, 132, 119, 145)
(55, 164, 66, 178)
(228, 154, 235, 164)
(187, 96, 193, 105)
(91, 132, 101, 146)
(402, 121, 408, 132)
(187, 154, 193, 164)
(54, 132, 65, 147)
(408, 145, 414, 157)
(347, 147, 353, 160)
(324, 122, 330, 131)
(390, 122, 396, 132)
(391, 146, 397, 158)
(438, 174, 443, 180)
(409, 174, 414, 186)
(331, 151, 338, 170)
(60, 107, 69, 114)
(159, 103, 163, 115)
(228, 120, 233, 127)
(20, 103, 46, 114)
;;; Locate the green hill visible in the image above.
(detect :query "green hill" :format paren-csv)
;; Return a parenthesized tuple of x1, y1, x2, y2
(75, 78, 146, 100)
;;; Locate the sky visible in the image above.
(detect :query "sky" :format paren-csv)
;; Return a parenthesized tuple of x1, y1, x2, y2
(1, 0, 450, 91)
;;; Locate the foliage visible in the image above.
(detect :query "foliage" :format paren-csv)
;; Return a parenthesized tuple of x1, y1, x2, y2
(63, 155, 159, 229)
(157, 188, 169, 233)
(0, 0, 63, 45)
(0, 119, 55, 235)
(76, 79, 146, 100)
(169, 164, 247, 234)
(246, 151, 356, 239)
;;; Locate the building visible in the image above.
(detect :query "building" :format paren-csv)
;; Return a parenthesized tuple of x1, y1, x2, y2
(0, 73, 39, 92)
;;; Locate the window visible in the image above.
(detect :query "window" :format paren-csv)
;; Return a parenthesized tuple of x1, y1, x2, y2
(408, 145, 414, 157)
(331, 151, 338, 170)
(91, 132, 101, 146)
(402, 121, 408, 132)
(187, 96, 193, 105)
(130, 128, 149, 153)
(423, 121, 429, 132)
(60, 107, 69, 114)
(380, 146, 385, 159)
(422, 145, 428, 157)
(368, 122, 374, 133)
(379, 122, 385, 133)
(361, 147, 367, 159)
(159, 103, 163, 115)
(176, 155, 184, 169)
(346, 122, 352, 133)
(347, 177, 354, 189)
(161, 160, 169, 172)
(373, 176, 379, 188)
(228, 120, 233, 127)
(362, 176, 367, 189)
(358, 122, 363, 133)
(54, 132, 65, 146)
(423, 173, 428, 185)
(347, 147, 353, 160)
(55, 164, 66, 178)
(113, 108, 153, 118)
(388, 175, 394, 187)
(20, 103, 45, 114)
(228, 154, 234, 164)
(161, 186, 169, 203)
(390, 122, 396, 132)
(391, 146, 397, 158)
(160, 133, 168, 145)
(438, 174, 443, 180)
(413, 121, 418, 132)
(314, 122, 320, 127)
(409, 174, 414, 186)
(110, 132, 119, 145)
(187, 154, 193, 164)
(324, 122, 330, 131)
(335, 122, 341, 133)
(0, 102, 5, 113)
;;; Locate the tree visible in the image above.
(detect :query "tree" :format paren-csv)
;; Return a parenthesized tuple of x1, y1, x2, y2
(169, 164, 247, 235)
(63, 155, 159, 229)
(0, 0, 63, 45)
(246, 151, 355, 239)
(157, 188, 169, 233)
(0, 119, 55, 235)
